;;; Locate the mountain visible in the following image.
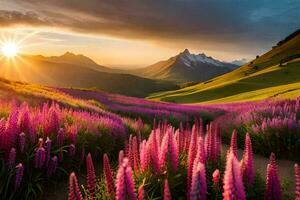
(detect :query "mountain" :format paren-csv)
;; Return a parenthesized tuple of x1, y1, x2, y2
(230, 58, 248, 66)
(34, 52, 114, 72)
(0, 54, 178, 97)
(130, 49, 238, 83)
(148, 29, 300, 103)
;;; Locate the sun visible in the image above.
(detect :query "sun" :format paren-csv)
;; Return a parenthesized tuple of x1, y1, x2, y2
(1, 42, 19, 58)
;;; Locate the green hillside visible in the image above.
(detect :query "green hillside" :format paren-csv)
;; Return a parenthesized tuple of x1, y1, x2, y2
(148, 30, 300, 103)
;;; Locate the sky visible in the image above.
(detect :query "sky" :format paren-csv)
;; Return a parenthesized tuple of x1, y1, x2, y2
(0, 0, 299, 68)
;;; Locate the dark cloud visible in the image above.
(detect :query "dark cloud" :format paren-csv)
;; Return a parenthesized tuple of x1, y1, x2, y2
(0, 0, 299, 53)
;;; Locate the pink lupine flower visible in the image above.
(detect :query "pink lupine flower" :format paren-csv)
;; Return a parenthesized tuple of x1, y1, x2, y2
(230, 129, 238, 158)
(132, 136, 139, 171)
(212, 169, 220, 188)
(45, 137, 52, 165)
(187, 126, 198, 198)
(47, 156, 58, 177)
(18, 132, 26, 153)
(164, 179, 172, 200)
(35, 146, 46, 169)
(86, 153, 96, 197)
(159, 132, 169, 171)
(190, 162, 207, 200)
(139, 140, 148, 172)
(169, 130, 179, 172)
(119, 150, 125, 166)
(150, 133, 160, 173)
(265, 153, 281, 200)
(223, 152, 246, 200)
(68, 172, 83, 200)
(7, 147, 16, 168)
(138, 182, 145, 200)
(103, 153, 114, 196)
(3, 106, 19, 150)
(295, 164, 300, 199)
(240, 133, 254, 185)
(125, 162, 137, 200)
(15, 163, 24, 190)
(69, 144, 76, 157)
(56, 128, 64, 147)
(116, 159, 126, 200)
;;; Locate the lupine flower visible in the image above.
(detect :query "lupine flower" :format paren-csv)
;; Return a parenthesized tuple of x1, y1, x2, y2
(18, 132, 26, 153)
(56, 128, 64, 147)
(190, 162, 207, 200)
(295, 164, 300, 199)
(35, 146, 46, 169)
(119, 150, 125, 166)
(69, 144, 76, 157)
(68, 172, 83, 200)
(116, 158, 137, 200)
(47, 156, 58, 177)
(103, 153, 114, 196)
(45, 137, 52, 165)
(159, 132, 169, 171)
(265, 153, 281, 200)
(230, 129, 238, 158)
(187, 126, 198, 198)
(132, 136, 139, 171)
(139, 140, 148, 172)
(7, 148, 16, 168)
(223, 152, 246, 200)
(213, 169, 220, 188)
(15, 163, 24, 190)
(169, 130, 179, 172)
(164, 179, 172, 200)
(150, 133, 160, 173)
(240, 133, 254, 185)
(86, 153, 96, 197)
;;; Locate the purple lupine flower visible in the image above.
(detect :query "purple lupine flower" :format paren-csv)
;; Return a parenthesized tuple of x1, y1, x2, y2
(125, 161, 137, 200)
(35, 147, 46, 169)
(190, 162, 207, 200)
(45, 137, 52, 165)
(7, 147, 16, 168)
(47, 156, 58, 177)
(56, 128, 64, 147)
(223, 152, 246, 200)
(15, 163, 24, 190)
(240, 133, 254, 185)
(18, 132, 26, 153)
(265, 153, 281, 200)
(164, 179, 172, 200)
(116, 159, 126, 200)
(69, 144, 76, 157)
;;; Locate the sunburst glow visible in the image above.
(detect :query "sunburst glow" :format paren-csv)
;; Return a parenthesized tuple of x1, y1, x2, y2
(1, 42, 19, 58)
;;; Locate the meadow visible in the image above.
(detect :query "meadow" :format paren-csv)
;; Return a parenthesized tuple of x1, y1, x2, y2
(0, 84, 299, 199)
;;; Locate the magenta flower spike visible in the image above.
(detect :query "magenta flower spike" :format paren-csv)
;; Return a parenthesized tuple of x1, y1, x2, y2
(212, 169, 220, 188)
(187, 126, 197, 198)
(190, 162, 207, 200)
(7, 147, 16, 168)
(295, 164, 300, 199)
(86, 153, 96, 197)
(103, 153, 114, 196)
(240, 133, 254, 185)
(150, 133, 160, 173)
(132, 136, 139, 171)
(68, 172, 83, 200)
(15, 163, 24, 191)
(18, 132, 26, 153)
(125, 163, 137, 200)
(119, 150, 125, 166)
(116, 159, 126, 200)
(35, 146, 46, 169)
(169, 130, 179, 172)
(223, 152, 246, 200)
(159, 132, 169, 171)
(164, 179, 172, 200)
(230, 129, 238, 158)
(265, 153, 281, 200)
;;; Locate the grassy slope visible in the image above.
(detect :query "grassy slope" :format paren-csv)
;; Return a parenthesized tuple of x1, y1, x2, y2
(148, 32, 300, 103)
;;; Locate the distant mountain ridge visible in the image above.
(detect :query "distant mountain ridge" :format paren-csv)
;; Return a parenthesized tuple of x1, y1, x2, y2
(130, 49, 238, 83)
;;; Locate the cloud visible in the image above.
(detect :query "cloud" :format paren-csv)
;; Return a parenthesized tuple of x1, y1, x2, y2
(0, 0, 299, 54)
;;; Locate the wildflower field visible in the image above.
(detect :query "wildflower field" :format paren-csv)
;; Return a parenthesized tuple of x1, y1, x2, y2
(0, 87, 299, 199)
